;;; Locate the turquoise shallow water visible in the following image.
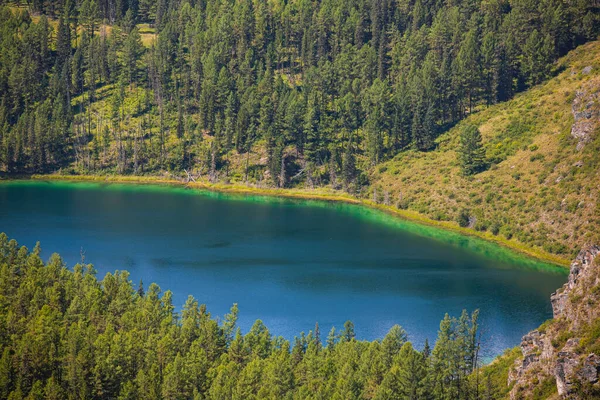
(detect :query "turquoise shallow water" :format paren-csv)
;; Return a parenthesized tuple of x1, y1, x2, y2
(0, 180, 566, 357)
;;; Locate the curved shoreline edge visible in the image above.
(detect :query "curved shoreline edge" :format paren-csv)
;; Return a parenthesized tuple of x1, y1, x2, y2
(3, 173, 570, 268)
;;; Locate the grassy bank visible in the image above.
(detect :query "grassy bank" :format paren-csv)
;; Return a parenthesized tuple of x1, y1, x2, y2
(9, 173, 570, 267)
(372, 40, 600, 262)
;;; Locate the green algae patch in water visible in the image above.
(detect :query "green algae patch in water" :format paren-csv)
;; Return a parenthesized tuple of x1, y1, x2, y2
(3, 179, 565, 274)
(0, 179, 567, 358)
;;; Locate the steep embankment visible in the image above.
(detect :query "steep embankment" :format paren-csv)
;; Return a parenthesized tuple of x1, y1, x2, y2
(371, 40, 600, 261)
(506, 246, 600, 399)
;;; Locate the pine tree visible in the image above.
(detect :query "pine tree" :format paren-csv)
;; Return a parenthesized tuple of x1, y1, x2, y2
(341, 320, 355, 342)
(459, 124, 486, 175)
(122, 27, 144, 86)
(79, 0, 100, 37)
(521, 30, 555, 87)
(481, 31, 498, 106)
(455, 25, 482, 114)
(342, 144, 357, 191)
(303, 93, 321, 167)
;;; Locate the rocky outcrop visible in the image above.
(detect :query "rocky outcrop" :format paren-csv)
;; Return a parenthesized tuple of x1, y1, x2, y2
(551, 246, 600, 328)
(571, 78, 600, 151)
(509, 246, 600, 399)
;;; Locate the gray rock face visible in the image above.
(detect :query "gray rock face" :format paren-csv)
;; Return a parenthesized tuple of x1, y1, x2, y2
(555, 352, 579, 395)
(582, 354, 600, 384)
(511, 331, 543, 379)
(556, 351, 600, 397)
(510, 246, 600, 399)
(551, 245, 600, 320)
(571, 80, 600, 151)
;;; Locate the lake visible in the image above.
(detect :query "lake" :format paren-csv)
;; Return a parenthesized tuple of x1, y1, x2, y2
(0, 180, 566, 358)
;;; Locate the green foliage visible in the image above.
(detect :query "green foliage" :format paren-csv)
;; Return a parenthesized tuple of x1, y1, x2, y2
(0, 233, 490, 399)
(457, 209, 471, 228)
(531, 376, 558, 399)
(459, 125, 487, 175)
(475, 347, 522, 400)
(486, 118, 534, 164)
(0, 0, 597, 182)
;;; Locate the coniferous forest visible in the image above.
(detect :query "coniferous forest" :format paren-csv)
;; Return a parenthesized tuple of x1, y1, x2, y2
(0, 0, 598, 190)
(1, 0, 600, 399)
(0, 233, 496, 400)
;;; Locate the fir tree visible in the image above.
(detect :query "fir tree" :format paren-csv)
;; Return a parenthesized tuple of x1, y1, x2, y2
(459, 124, 486, 175)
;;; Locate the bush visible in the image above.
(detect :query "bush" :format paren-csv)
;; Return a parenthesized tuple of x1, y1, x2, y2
(457, 209, 470, 227)
(475, 220, 488, 231)
(490, 222, 501, 235)
(500, 225, 513, 239)
(530, 153, 545, 162)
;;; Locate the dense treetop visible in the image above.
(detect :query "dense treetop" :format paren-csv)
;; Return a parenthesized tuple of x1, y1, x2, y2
(0, 234, 505, 399)
(0, 0, 597, 189)
(0, 233, 502, 399)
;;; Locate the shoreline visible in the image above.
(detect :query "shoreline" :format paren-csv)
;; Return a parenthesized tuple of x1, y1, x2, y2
(3, 173, 570, 267)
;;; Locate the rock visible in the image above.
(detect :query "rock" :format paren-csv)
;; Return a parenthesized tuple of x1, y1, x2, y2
(551, 246, 600, 320)
(564, 338, 580, 350)
(556, 350, 580, 396)
(573, 161, 584, 167)
(582, 354, 600, 383)
(582, 66, 593, 75)
(521, 331, 544, 357)
(567, 246, 600, 291)
(556, 350, 600, 397)
(551, 288, 568, 317)
(468, 215, 476, 229)
(571, 79, 600, 151)
(510, 246, 600, 399)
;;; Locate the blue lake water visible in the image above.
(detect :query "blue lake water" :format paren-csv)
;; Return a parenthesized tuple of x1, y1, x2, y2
(0, 181, 567, 358)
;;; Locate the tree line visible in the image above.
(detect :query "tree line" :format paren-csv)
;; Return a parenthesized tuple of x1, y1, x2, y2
(0, 0, 598, 189)
(0, 233, 504, 399)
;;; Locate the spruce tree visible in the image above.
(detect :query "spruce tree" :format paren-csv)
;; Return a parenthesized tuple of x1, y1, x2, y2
(459, 124, 486, 175)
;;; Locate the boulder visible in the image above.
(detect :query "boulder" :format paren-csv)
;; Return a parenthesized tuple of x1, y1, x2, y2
(555, 350, 580, 396)
(581, 354, 600, 384)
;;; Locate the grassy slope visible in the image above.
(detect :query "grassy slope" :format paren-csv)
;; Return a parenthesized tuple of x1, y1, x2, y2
(371, 40, 600, 261)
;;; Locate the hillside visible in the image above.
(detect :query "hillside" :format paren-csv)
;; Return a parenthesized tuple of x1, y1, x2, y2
(370, 40, 600, 261)
(485, 246, 600, 399)
(1, 1, 598, 264)
(53, 39, 600, 264)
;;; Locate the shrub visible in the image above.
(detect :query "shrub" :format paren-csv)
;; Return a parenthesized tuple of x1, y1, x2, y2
(457, 209, 470, 227)
(490, 222, 501, 235)
(530, 153, 545, 162)
(475, 220, 488, 231)
(500, 225, 513, 239)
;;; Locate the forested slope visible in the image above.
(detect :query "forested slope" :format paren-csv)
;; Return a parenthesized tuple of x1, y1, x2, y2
(371, 40, 600, 260)
(0, 233, 488, 399)
(0, 0, 598, 261)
